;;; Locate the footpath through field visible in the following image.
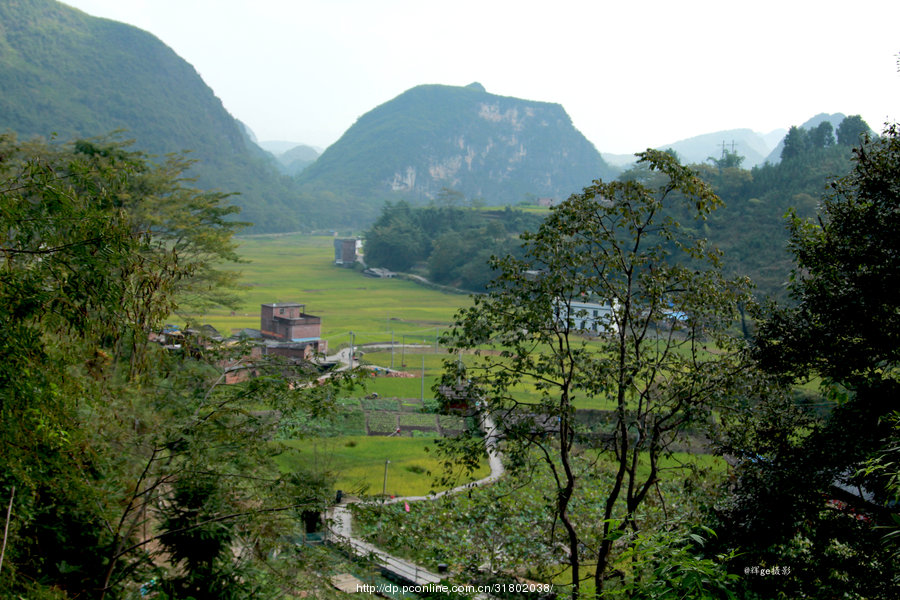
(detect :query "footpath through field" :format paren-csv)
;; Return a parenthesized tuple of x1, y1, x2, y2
(326, 411, 505, 587)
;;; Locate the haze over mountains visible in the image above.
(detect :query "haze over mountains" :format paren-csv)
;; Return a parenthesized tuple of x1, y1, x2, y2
(0, 0, 863, 234)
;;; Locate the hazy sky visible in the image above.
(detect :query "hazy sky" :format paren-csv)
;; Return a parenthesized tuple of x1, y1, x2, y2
(61, 0, 899, 154)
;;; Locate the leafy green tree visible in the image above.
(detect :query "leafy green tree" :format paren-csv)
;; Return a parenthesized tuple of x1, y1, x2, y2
(808, 120, 836, 148)
(708, 148, 745, 169)
(713, 124, 900, 599)
(366, 202, 541, 289)
(439, 150, 751, 598)
(156, 475, 245, 599)
(836, 114, 872, 147)
(861, 411, 900, 580)
(428, 231, 469, 282)
(757, 124, 899, 379)
(456, 247, 497, 291)
(0, 134, 338, 599)
(364, 201, 428, 271)
(780, 126, 811, 161)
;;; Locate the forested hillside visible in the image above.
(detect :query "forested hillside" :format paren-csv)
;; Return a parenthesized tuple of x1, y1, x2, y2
(365, 115, 871, 300)
(0, 2, 620, 232)
(687, 114, 870, 298)
(0, 0, 318, 232)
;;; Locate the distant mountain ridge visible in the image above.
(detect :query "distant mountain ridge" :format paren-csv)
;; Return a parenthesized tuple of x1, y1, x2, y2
(658, 128, 776, 168)
(0, 0, 873, 241)
(266, 143, 320, 176)
(604, 128, 787, 170)
(298, 83, 617, 206)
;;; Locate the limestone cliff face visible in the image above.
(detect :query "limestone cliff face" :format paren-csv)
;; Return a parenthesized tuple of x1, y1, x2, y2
(299, 83, 615, 205)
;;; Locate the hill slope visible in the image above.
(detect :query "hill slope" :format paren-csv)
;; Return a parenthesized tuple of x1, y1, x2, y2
(298, 83, 616, 208)
(657, 128, 773, 168)
(0, 0, 310, 232)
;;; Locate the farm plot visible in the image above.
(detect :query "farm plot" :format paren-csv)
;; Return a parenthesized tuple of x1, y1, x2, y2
(366, 411, 399, 434)
(195, 234, 470, 342)
(275, 436, 491, 497)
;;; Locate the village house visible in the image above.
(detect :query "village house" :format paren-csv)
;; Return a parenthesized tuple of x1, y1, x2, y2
(260, 302, 327, 351)
(152, 303, 331, 384)
(554, 298, 618, 335)
(333, 238, 362, 267)
(222, 303, 330, 384)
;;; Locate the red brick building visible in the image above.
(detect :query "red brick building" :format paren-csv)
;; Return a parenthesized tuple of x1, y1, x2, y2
(260, 303, 328, 354)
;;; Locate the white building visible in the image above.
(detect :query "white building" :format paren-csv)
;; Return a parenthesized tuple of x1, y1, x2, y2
(555, 298, 618, 334)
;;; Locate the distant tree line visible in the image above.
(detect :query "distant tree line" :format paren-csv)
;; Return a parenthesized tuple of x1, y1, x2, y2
(645, 114, 872, 299)
(364, 199, 544, 291)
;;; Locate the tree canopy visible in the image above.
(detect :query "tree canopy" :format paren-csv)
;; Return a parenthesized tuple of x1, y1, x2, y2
(711, 124, 900, 599)
(0, 134, 341, 599)
(364, 201, 542, 290)
(439, 150, 752, 598)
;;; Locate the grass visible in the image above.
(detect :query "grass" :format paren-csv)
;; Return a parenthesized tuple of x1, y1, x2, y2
(191, 233, 470, 345)
(195, 234, 728, 498)
(274, 435, 490, 497)
(344, 374, 439, 400)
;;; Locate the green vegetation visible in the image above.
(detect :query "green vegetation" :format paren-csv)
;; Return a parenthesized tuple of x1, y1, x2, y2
(0, 0, 340, 233)
(2, 8, 897, 595)
(194, 233, 470, 343)
(707, 124, 900, 599)
(436, 150, 752, 598)
(276, 436, 489, 497)
(298, 83, 617, 212)
(359, 115, 870, 302)
(0, 135, 342, 599)
(364, 202, 544, 290)
(352, 456, 728, 591)
(610, 116, 866, 301)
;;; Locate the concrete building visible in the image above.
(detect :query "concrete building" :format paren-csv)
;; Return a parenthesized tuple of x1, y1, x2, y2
(260, 303, 328, 355)
(334, 238, 362, 267)
(555, 298, 618, 335)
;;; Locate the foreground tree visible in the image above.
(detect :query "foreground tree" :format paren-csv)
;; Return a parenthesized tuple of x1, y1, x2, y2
(0, 134, 338, 599)
(712, 124, 900, 598)
(439, 150, 751, 598)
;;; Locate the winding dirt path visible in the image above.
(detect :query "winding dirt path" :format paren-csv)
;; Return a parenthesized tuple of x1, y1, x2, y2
(326, 412, 504, 584)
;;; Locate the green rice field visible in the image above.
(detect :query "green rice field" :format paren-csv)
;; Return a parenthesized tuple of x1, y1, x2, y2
(274, 435, 490, 497)
(193, 233, 471, 346)
(195, 233, 724, 498)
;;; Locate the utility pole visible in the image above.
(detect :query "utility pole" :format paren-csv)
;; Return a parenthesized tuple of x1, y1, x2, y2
(421, 340, 426, 401)
(349, 331, 354, 369)
(382, 459, 390, 498)
(390, 330, 394, 369)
